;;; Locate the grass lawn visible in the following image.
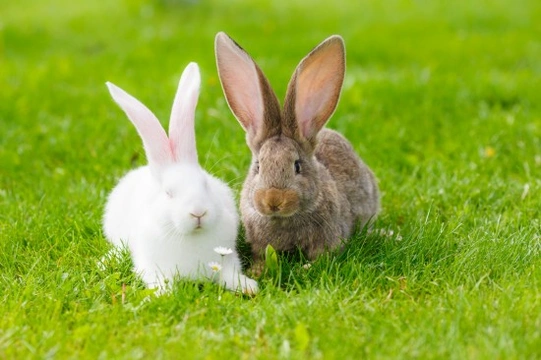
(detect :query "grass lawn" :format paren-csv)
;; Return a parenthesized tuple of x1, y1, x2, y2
(1, 0, 540, 358)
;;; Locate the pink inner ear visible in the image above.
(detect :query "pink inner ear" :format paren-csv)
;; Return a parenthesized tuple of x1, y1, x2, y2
(168, 62, 200, 164)
(293, 37, 345, 140)
(296, 73, 342, 139)
(215, 32, 265, 137)
(106, 82, 173, 172)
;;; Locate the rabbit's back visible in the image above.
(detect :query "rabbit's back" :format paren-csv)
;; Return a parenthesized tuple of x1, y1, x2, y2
(103, 166, 157, 247)
(316, 129, 379, 227)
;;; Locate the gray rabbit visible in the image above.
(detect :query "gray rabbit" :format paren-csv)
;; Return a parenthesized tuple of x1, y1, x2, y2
(215, 33, 379, 269)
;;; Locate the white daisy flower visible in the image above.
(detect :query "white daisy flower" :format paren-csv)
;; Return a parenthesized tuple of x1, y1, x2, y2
(208, 262, 222, 272)
(214, 246, 233, 256)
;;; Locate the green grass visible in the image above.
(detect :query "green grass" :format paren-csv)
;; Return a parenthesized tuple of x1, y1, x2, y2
(1, 0, 540, 358)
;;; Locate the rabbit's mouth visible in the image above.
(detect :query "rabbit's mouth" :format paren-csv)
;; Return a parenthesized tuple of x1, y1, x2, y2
(191, 222, 208, 232)
(190, 211, 208, 231)
(254, 188, 300, 217)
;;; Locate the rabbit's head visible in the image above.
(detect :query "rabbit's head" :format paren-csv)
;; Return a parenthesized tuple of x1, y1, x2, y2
(215, 33, 345, 218)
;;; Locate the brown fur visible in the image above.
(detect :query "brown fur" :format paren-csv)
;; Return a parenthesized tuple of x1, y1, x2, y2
(215, 32, 380, 266)
(254, 187, 300, 216)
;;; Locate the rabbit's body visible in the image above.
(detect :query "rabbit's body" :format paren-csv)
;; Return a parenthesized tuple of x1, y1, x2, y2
(104, 165, 242, 288)
(104, 167, 155, 249)
(103, 63, 257, 293)
(215, 33, 379, 264)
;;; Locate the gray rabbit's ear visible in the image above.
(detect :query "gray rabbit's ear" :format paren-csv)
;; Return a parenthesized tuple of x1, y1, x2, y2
(106, 82, 173, 177)
(284, 36, 345, 145)
(215, 32, 281, 150)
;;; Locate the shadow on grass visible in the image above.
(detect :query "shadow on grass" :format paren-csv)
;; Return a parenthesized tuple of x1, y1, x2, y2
(94, 211, 463, 301)
(234, 213, 467, 294)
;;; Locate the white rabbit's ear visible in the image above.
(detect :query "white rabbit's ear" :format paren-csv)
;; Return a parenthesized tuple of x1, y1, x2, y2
(106, 82, 173, 173)
(284, 35, 345, 145)
(215, 32, 281, 149)
(168, 62, 200, 164)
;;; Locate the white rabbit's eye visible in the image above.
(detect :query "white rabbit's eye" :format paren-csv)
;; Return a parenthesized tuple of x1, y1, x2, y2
(294, 160, 301, 174)
(165, 190, 174, 198)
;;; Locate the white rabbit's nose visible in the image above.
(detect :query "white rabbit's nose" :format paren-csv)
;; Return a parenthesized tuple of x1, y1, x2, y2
(190, 211, 207, 228)
(189, 211, 207, 219)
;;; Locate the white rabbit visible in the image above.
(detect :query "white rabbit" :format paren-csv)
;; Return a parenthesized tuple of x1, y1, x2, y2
(103, 62, 257, 294)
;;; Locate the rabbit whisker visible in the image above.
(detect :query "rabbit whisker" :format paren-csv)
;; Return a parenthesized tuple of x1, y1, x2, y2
(161, 221, 186, 244)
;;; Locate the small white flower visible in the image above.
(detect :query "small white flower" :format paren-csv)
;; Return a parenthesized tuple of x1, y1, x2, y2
(208, 262, 222, 272)
(214, 246, 233, 256)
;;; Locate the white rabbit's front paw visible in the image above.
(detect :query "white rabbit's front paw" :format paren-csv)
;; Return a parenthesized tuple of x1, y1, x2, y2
(239, 276, 258, 295)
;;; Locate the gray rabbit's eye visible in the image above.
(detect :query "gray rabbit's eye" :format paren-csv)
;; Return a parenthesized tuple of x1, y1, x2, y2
(294, 160, 301, 174)
(254, 161, 260, 174)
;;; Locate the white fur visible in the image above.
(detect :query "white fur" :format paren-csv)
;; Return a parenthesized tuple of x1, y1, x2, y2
(103, 63, 257, 294)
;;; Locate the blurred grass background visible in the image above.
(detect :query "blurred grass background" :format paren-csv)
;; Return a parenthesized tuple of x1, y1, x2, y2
(1, 0, 540, 358)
